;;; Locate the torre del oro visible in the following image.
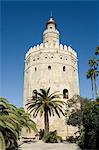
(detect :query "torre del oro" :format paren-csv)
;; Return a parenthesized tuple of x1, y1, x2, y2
(24, 17, 80, 138)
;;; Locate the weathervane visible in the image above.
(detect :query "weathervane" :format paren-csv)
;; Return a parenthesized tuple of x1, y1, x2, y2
(50, 10, 53, 18)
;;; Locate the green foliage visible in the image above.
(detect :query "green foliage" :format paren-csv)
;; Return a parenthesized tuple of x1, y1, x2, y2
(0, 131, 5, 150)
(67, 95, 99, 149)
(0, 97, 37, 150)
(67, 109, 82, 127)
(86, 47, 99, 99)
(16, 107, 37, 133)
(26, 88, 65, 135)
(0, 98, 19, 150)
(78, 101, 99, 149)
(96, 97, 99, 102)
(66, 136, 79, 143)
(80, 47, 99, 149)
(44, 130, 63, 143)
(95, 46, 99, 55)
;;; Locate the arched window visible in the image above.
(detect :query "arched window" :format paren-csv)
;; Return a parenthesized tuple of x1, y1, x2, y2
(63, 66, 65, 71)
(63, 89, 69, 99)
(32, 89, 37, 99)
(48, 66, 51, 70)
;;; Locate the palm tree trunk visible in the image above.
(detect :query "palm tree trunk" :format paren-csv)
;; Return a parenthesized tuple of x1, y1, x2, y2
(94, 75, 98, 98)
(44, 107, 49, 135)
(91, 77, 94, 99)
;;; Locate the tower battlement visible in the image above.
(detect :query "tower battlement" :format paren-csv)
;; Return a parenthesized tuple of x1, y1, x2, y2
(25, 43, 77, 58)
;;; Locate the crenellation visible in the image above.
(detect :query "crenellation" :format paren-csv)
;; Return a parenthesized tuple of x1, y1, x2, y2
(37, 44, 40, 50)
(68, 46, 72, 52)
(64, 45, 68, 50)
(33, 45, 36, 51)
(25, 43, 77, 59)
(40, 43, 43, 49)
(60, 44, 63, 50)
(67, 46, 77, 57)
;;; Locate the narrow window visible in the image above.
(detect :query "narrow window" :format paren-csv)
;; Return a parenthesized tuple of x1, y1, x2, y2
(32, 90, 37, 99)
(48, 66, 51, 70)
(35, 67, 37, 71)
(63, 89, 69, 99)
(63, 66, 65, 71)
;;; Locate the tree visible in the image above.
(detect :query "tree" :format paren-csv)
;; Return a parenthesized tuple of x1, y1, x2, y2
(16, 107, 37, 134)
(0, 98, 20, 150)
(66, 96, 99, 149)
(0, 97, 37, 150)
(86, 58, 99, 98)
(89, 59, 98, 97)
(86, 69, 94, 98)
(67, 109, 82, 128)
(0, 131, 5, 150)
(88, 58, 98, 69)
(66, 95, 87, 129)
(95, 46, 99, 55)
(86, 47, 99, 99)
(86, 68, 99, 99)
(78, 100, 99, 150)
(26, 88, 65, 135)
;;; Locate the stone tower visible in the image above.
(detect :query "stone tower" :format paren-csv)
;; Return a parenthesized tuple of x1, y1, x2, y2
(24, 17, 80, 137)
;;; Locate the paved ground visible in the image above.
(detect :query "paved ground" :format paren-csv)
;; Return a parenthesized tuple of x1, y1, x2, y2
(20, 141, 79, 150)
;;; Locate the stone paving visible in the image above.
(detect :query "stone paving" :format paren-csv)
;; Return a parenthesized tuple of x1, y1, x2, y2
(20, 141, 79, 150)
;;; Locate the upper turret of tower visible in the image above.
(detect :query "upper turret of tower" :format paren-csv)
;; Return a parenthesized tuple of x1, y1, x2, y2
(43, 17, 60, 45)
(46, 17, 57, 29)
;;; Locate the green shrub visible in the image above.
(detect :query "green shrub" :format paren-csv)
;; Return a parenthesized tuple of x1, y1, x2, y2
(66, 136, 79, 143)
(44, 130, 63, 143)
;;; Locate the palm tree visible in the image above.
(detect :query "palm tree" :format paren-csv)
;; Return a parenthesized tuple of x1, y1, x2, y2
(86, 69, 94, 99)
(92, 69, 99, 98)
(87, 68, 99, 98)
(0, 131, 5, 150)
(17, 107, 37, 134)
(26, 88, 65, 135)
(87, 58, 99, 98)
(95, 46, 99, 55)
(0, 98, 20, 149)
(88, 58, 98, 70)
(0, 98, 37, 150)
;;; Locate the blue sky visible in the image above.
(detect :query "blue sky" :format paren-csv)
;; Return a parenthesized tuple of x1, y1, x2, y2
(1, 1, 99, 107)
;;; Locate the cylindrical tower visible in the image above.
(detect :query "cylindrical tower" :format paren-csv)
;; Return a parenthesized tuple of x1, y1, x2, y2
(43, 17, 59, 45)
(24, 17, 80, 137)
